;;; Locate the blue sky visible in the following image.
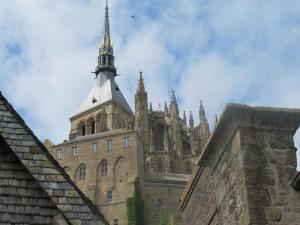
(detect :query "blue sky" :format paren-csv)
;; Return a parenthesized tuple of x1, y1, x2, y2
(1, 0, 300, 161)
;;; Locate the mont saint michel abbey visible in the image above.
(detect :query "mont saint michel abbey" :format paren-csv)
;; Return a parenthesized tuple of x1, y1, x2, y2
(1, 1, 300, 225)
(47, 2, 210, 225)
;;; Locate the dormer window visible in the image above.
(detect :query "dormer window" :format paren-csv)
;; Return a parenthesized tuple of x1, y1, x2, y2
(92, 97, 97, 104)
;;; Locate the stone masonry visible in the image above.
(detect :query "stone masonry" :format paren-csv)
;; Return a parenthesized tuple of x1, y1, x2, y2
(180, 104, 300, 225)
(47, 2, 209, 224)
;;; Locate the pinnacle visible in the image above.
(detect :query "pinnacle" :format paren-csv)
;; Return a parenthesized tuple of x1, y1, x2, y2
(137, 71, 145, 93)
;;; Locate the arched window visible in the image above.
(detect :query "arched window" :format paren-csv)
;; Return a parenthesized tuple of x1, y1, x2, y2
(87, 118, 95, 135)
(184, 161, 192, 174)
(77, 164, 86, 180)
(157, 158, 164, 173)
(155, 124, 165, 151)
(78, 121, 86, 136)
(101, 161, 108, 176)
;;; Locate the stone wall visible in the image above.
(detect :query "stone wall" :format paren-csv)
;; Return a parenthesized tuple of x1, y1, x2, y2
(180, 166, 217, 225)
(143, 173, 189, 225)
(50, 129, 140, 225)
(180, 104, 300, 225)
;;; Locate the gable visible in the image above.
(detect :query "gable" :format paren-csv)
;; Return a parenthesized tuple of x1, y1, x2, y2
(0, 138, 62, 224)
(0, 91, 108, 225)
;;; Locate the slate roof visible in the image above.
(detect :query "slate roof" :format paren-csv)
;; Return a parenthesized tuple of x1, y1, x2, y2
(0, 91, 109, 225)
(78, 77, 133, 114)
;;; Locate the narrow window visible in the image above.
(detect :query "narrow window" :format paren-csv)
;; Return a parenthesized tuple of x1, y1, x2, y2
(79, 164, 86, 180)
(107, 139, 113, 151)
(101, 162, 108, 176)
(91, 121, 95, 134)
(113, 219, 118, 225)
(56, 149, 62, 160)
(123, 136, 129, 148)
(81, 125, 86, 136)
(107, 191, 112, 202)
(92, 142, 97, 153)
(72, 146, 78, 157)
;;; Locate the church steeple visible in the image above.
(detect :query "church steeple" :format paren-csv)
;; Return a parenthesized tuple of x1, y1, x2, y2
(96, 0, 116, 75)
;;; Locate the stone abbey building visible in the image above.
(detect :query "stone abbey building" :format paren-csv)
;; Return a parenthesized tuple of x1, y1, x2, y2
(47, 2, 210, 225)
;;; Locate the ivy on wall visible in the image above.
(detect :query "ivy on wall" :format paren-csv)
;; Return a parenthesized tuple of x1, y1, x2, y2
(127, 178, 145, 225)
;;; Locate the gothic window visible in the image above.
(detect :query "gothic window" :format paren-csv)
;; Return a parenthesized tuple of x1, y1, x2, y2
(107, 191, 112, 202)
(78, 121, 86, 136)
(87, 118, 95, 135)
(155, 124, 165, 151)
(78, 164, 86, 181)
(56, 149, 62, 160)
(184, 161, 192, 174)
(123, 136, 129, 148)
(101, 161, 108, 176)
(157, 158, 164, 173)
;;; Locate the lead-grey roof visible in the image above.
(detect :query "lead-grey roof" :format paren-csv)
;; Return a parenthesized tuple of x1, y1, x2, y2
(0, 91, 108, 225)
(79, 77, 133, 114)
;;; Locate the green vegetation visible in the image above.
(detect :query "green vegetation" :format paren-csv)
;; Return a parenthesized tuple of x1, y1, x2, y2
(127, 178, 145, 225)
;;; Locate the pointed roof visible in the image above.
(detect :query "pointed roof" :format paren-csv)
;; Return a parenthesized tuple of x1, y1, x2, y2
(0, 91, 108, 225)
(79, 77, 133, 114)
(99, 0, 113, 56)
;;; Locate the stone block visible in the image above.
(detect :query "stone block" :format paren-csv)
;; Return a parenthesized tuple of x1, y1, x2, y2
(266, 207, 282, 222)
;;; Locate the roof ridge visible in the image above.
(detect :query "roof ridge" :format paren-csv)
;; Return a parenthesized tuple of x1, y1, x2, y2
(0, 91, 108, 225)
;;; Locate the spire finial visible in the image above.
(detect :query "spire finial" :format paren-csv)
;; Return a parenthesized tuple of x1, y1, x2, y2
(137, 72, 145, 93)
(149, 102, 153, 112)
(199, 100, 206, 119)
(97, 0, 115, 73)
(170, 90, 179, 115)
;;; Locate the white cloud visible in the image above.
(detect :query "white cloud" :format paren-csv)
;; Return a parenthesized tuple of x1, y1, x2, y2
(1, 0, 300, 166)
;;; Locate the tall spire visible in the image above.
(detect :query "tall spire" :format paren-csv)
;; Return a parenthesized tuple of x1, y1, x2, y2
(97, 0, 115, 75)
(170, 90, 179, 116)
(199, 100, 205, 121)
